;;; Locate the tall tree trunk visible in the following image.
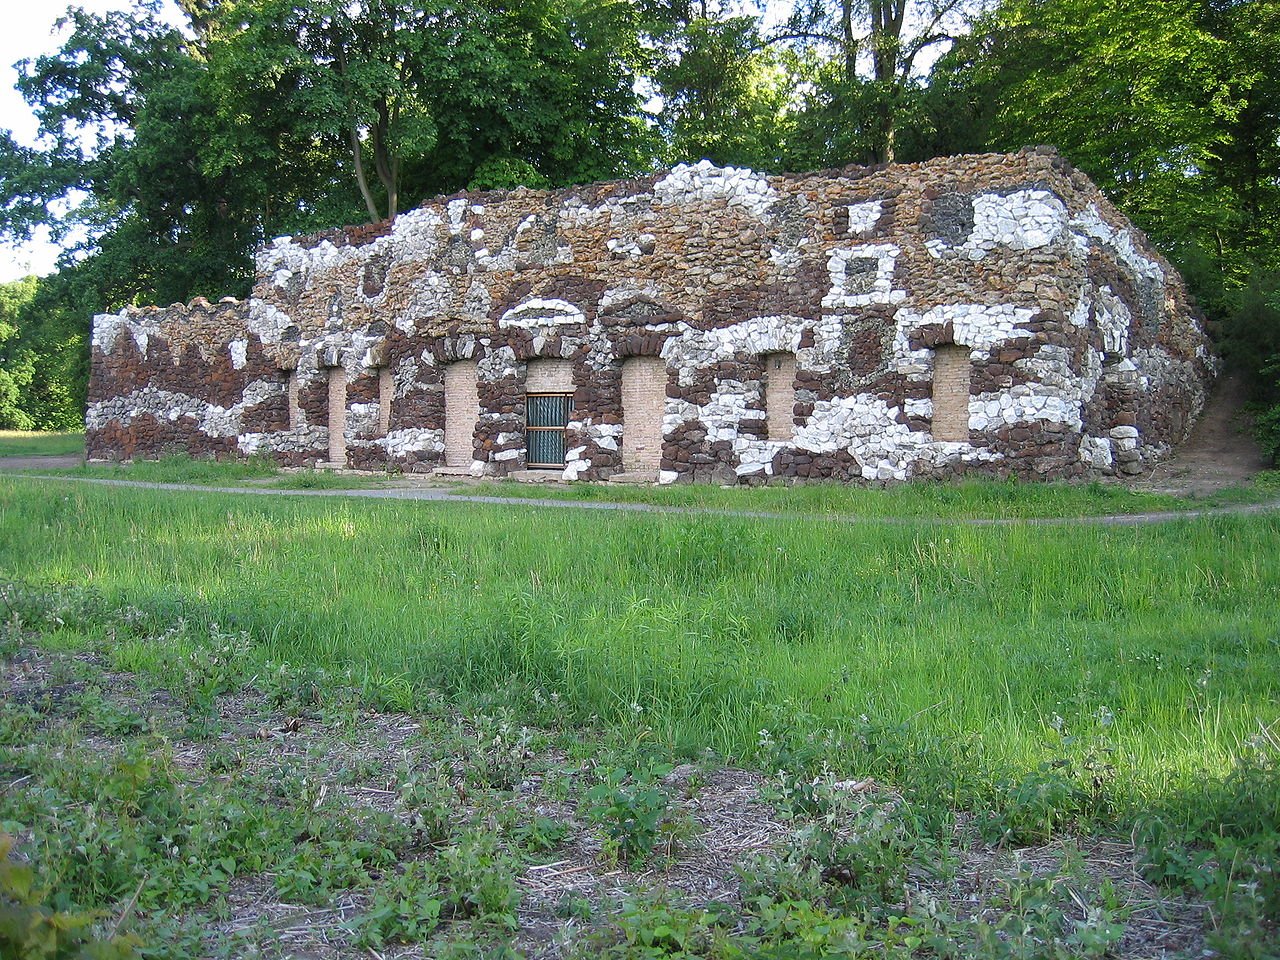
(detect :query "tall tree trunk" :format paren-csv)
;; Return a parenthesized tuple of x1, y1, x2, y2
(337, 38, 383, 223)
(350, 120, 382, 223)
(371, 103, 398, 220)
(869, 0, 906, 164)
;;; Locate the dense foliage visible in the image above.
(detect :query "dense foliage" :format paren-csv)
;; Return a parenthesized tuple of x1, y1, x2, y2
(0, 0, 1275, 438)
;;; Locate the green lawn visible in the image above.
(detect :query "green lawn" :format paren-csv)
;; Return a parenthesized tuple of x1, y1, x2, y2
(2, 475, 1275, 802)
(460, 474, 1278, 519)
(3, 475, 1277, 955)
(0, 429, 84, 457)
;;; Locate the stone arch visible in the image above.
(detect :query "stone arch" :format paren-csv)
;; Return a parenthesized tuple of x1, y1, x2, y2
(498, 298, 586, 330)
(508, 334, 580, 362)
(599, 293, 685, 328)
(428, 336, 485, 366)
(614, 332, 670, 359)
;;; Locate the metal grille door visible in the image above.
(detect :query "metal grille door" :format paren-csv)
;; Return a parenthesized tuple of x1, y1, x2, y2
(526, 393, 573, 467)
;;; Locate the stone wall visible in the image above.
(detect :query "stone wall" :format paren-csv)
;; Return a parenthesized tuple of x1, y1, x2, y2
(87, 148, 1215, 483)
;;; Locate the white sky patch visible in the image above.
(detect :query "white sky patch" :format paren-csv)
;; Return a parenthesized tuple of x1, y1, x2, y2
(0, 1, 183, 282)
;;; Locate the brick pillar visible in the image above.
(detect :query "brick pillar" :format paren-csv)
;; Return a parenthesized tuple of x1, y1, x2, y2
(764, 353, 796, 441)
(328, 367, 347, 465)
(444, 360, 479, 467)
(287, 371, 302, 429)
(621, 357, 666, 471)
(377, 367, 393, 436)
(931, 346, 971, 442)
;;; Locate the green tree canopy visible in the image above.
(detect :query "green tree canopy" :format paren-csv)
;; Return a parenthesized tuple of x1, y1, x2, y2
(0, 0, 1275, 434)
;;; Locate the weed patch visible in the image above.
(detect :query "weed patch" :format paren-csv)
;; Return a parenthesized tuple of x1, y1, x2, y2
(0, 474, 1277, 955)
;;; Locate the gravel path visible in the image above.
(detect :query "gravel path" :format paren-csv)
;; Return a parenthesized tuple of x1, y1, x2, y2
(4, 472, 1277, 527)
(0, 454, 83, 470)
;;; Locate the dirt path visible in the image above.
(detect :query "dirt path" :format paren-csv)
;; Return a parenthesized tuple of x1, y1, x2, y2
(1131, 372, 1269, 495)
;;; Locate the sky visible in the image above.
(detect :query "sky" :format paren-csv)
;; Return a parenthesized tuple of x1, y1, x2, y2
(0, 0, 181, 283)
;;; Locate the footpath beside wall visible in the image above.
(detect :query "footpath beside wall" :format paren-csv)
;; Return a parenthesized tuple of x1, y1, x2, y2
(87, 148, 1215, 484)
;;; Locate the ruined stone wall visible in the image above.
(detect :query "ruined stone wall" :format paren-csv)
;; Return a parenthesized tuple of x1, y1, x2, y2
(87, 148, 1215, 483)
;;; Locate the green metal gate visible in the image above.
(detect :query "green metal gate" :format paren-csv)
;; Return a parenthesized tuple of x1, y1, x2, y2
(526, 393, 573, 467)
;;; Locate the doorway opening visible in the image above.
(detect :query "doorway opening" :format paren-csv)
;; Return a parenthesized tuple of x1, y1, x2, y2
(621, 357, 666, 471)
(525, 360, 575, 468)
(443, 361, 479, 468)
(327, 367, 347, 465)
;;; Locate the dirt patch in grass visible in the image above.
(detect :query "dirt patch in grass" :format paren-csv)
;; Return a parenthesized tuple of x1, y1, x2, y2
(1, 630, 1216, 959)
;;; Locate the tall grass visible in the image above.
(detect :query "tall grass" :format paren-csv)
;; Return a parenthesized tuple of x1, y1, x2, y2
(2, 476, 1276, 807)
(61, 451, 279, 484)
(461, 475, 1274, 518)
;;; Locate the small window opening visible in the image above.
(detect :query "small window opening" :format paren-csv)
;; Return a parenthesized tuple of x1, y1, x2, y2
(283, 369, 302, 430)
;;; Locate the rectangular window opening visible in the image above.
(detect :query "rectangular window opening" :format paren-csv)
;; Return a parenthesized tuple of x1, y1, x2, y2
(526, 392, 574, 468)
(284, 370, 302, 430)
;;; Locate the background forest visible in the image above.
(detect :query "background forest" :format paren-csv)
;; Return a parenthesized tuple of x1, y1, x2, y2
(0, 0, 1275, 456)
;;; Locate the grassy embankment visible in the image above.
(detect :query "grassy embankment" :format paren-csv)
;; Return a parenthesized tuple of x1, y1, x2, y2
(0, 429, 84, 457)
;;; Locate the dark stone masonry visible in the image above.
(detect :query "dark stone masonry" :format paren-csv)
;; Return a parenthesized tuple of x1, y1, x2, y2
(87, 148, 1215, 484)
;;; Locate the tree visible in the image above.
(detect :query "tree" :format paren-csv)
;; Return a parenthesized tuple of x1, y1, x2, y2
(205, 0, 655, 223)
(0, 0, 663, 425)
(0, 277, 38, 430)
(9, 2, 278, 300)
(771, 0, 976, 164)
(944, 0, 1236, 245)
(648, 7, 799, 170)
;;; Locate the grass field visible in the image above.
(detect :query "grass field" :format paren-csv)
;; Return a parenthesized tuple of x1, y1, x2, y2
(30, 453, 391, 489)
(22, 447, 1280, 518)
(464, 474, 1277, 518)
(2, 476, 1276, 790)
(1, 475, 1277, 956)
(0, 429, 84, 457)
